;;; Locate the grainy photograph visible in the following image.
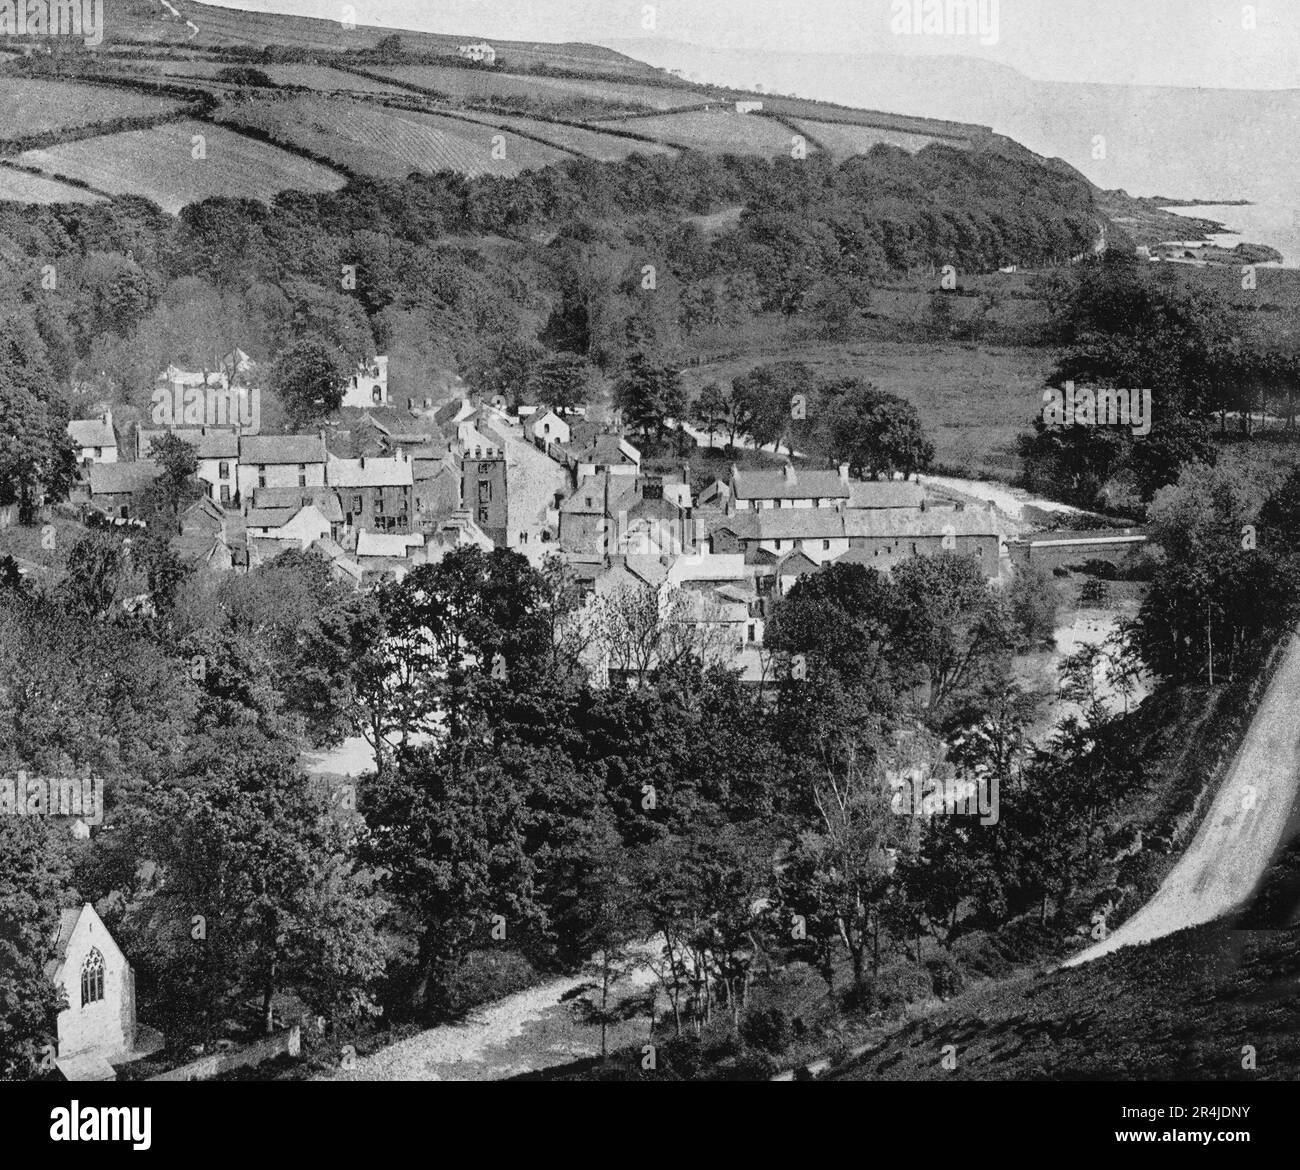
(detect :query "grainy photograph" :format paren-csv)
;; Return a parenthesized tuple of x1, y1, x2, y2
(1, 0, 1297, 1148)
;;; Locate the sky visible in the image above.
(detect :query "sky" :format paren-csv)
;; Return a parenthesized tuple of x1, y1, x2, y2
(205, 0, 1300, 90)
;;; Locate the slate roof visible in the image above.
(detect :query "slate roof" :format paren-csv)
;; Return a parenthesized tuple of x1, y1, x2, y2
(137, 427, 238, 461)
(88, 461, 158, 496)
(326, 455, 414, 489)
(69, 417, 116, 450)
(733, 466, 849, 501)
(253, 487, 343, 523)
(239, 434, 326, 466)
(356, 531, 425, 559)
(847, 480, 927, 510)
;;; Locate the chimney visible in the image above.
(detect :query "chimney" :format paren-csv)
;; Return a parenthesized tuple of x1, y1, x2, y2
(102, 408, 113, 429)
(783, 462, 796, 485)
(839, 463, 850, 484)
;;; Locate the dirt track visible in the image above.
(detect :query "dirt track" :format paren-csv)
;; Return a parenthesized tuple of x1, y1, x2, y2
(1064, 631, 1300, 967)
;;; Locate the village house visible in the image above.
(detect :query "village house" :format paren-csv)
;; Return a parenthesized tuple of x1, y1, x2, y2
(458, 41, 497, 64)
(244, 501, 336, 550)
(46, 903, 161, 1081)
(559, 473, 640, 561)
(68, 410, 117, 465)
(342, 357, 390, 410)
(236, 434, 328, 501)
(355, 530, 426, 583)
(456, 414, 568, 556)
(525, 409, 571, 449)
(568, 433, 641, 481)
(709, 504, 1003, 578)
(728, 463, 851, 513)
(136, 426, 239, 506)
(249, 487, 344, 540)
(173, 496, 235, 571)
(84, 461, 159, 520)
(327, 450, 415, 535)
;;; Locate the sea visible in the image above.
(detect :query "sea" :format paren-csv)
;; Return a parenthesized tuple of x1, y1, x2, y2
(1163, 202, 1300, 268)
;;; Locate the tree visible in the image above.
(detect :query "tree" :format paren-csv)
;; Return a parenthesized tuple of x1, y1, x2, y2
(133, 728, 386, 1042)
(614, 353, 685, 449)
(364, 745, 542, 1018)
(0, 376, 76, 523)
(147, 433, 201, 518)
(467, 337, 545, 408)
(731, 362, 809, 453)
(0, 818, 72, 1079)
(272, 337, 350, 428)
(692, 380, 729, 448)
(815, 378, 934, 479)
(892, 553, 1005, 715)
(528, 351, 592, 416)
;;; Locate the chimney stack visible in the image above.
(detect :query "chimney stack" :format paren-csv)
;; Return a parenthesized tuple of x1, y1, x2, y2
(839, 463, 850, 484)
(783, 462, 797, 485)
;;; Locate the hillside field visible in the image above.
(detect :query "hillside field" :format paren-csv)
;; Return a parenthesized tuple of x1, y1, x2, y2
(364, 63, 705, 112)
(446, 109, 676, 162)
(607, 108, 798, 156)
(109, 58, 414, 96)
(0, 165, 105, 204)
(217, 97, 569, 179)
(14, 119, 346, 213)
(793, 118, 958, 159)
(0, 77, 184, 143)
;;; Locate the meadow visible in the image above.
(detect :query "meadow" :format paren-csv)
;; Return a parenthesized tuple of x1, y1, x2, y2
(15, 119, 346, 214)
(602, 108, 797, 156)
(0, 165, 105, 205)
(0, 77, 184, 142)
(366, 63, 705, 112)
(218, 97, 569, 179)
(445, 109, 676, 162)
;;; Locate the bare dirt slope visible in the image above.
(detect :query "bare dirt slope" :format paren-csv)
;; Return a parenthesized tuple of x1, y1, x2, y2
(1065, 631, 1300, 968)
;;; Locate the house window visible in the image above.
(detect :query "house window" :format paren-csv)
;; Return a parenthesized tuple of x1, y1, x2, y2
(81, 948, 105, 1007)
(823, 540, 830, 550)
(774, 499, 782, 509)
(220, 485, 231, 504)
(353, 495, 363, 514)
(298, 464, 307, 488)
(477, 506, 490, 525)
(478, 480, 492, 503)
(747, 623, 756, 642)
(219, 461, 230, 479)
(375, 495, 385, 514)
(93, 447, 102, 459)
(774, 539, 782, 550)
(257, 465, 267, 489)
(372, 386, 382, 403)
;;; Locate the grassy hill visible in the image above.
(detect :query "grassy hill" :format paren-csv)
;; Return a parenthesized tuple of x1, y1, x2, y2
(832, 918, 1300, 1081)
(99, 0, 665, 77)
